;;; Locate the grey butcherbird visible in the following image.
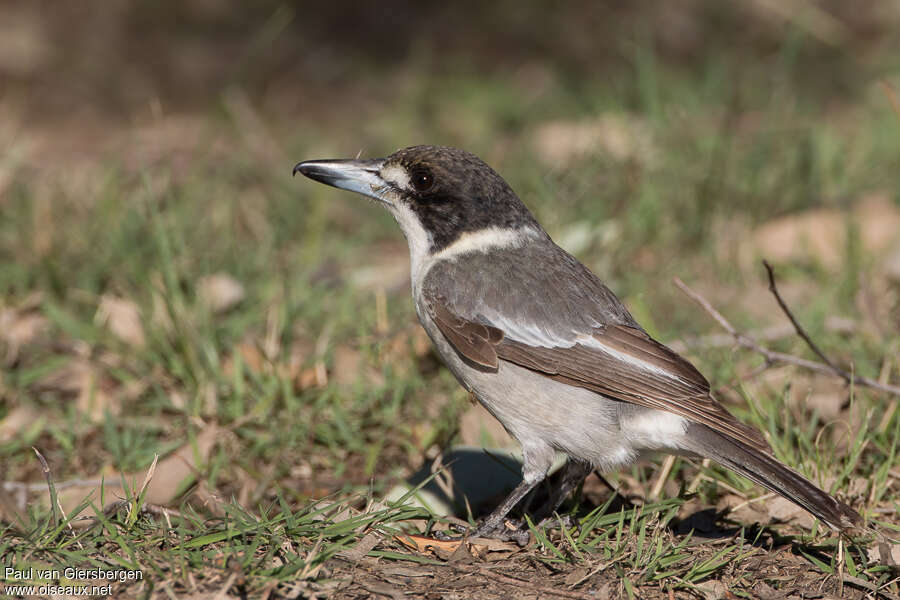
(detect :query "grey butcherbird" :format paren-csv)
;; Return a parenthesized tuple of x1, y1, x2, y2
(294, 145, 862, 538)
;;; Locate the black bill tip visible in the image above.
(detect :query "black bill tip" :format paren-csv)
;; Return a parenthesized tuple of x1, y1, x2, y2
(292, 161, 315, 178)
(291, 157, 389, 202)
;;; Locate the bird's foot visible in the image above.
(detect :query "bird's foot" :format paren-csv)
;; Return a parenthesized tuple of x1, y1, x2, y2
(431, 518, 532, 546)
(471, 518, 531, 546)
(431, 523, 468, 541)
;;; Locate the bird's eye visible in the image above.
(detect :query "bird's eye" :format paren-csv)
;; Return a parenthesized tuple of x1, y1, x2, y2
(410, 168, 434, 193)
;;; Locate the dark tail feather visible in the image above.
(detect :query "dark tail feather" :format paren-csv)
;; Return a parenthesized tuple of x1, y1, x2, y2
(686, 424, 863, 532)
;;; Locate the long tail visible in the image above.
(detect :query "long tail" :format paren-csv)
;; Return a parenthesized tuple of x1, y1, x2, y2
(686, 424, 863, 532)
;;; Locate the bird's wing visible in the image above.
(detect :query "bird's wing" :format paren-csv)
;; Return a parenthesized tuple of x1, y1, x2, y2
(421, 256, 771, 455)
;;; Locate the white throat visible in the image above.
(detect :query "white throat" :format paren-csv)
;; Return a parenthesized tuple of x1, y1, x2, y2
(386, 203, 434, 281)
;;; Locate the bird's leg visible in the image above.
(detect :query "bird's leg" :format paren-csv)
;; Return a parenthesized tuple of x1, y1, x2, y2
(531, 459, 593, 524)
(471, 476, 542, 539)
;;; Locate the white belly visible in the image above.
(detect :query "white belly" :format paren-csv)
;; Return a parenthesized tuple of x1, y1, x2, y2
(413, 298, 688, 479)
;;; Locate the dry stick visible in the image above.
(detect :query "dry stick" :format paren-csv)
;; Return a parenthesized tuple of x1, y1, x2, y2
(763, 260, 847, 380)
(672, 277, 900, 397)
(3, 478, 122, 493)
(841, 573, 900, 600)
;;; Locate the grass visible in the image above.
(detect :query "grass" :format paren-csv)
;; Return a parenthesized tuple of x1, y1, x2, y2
(1, 22, 900, 598)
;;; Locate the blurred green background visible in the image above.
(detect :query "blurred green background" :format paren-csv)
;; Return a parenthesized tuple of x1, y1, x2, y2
(1, 0, 899, 549)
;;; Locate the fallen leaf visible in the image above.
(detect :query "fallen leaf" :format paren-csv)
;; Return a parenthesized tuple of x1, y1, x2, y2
(359, 579, 405, 600)
(532, 114, 656, 169)
(51, 424, 221, 519)
(395, 534, 464, 555)
(696, 579, 728, 600)
(467, 536, 520, 554)
(868, 541, 900, 565)
(0, 404, 42, 442)
(337, 531, 381, 562)
(96, 295, 146, 348)
(0, 307, 47, 364)
(745, 193, 900, 269)
(333, 345, 384, 388)
(296, 366, 321, 390)
(564, 566, 590, 587)
(716, 493, 769, 527)
(37, 359, 119, 422)
(765, 496, 815, 529)
(197, 272, 245, 313)
(394, 533, 518, 562)
(788, 375, 846, 420)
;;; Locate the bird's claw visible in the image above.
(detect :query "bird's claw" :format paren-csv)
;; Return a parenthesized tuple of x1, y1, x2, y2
(430, 518, 532, 547)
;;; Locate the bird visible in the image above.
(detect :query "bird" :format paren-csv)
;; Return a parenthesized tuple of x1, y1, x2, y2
(294, 145, 863, 539)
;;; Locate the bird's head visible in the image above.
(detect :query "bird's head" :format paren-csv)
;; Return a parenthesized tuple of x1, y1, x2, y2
(294, 145, 542, 254)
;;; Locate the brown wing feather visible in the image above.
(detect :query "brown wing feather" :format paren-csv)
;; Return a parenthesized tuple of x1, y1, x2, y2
(430, 301, 503, 369)
(427, 300, 771, 455)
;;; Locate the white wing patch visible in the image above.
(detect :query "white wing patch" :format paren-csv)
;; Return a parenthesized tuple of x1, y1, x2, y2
(494, 322, 681, 381)
(481, 313, 576, 348)
(578, 335, 681, 380)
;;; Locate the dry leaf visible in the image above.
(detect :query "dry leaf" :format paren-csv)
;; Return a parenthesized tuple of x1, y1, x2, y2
(563, 567, 590, 587)
(765, 496, 815, 529)
(296, 366, 320, 390)
(337, 531, 381, 562)
(868, 542, 900, 565)
(197, 272, 245, 313)
(0, 307, 47, 364)
(746, 193, 900, 269)
(467, 536, 520, 553)
(53, 424, 221, 518)
(96, 295, 146, 348)
(37, 359, 119, 422)
(0, 404, 41, 442)
(532, 114, 656, 169)
(395, 534, 464, 555)
(696, 580, 728, 600)
(716, 493, 769, 527)
(333, 345, 384, 388)
(789, 375, 846, 420)
(394, 534, 518, 561)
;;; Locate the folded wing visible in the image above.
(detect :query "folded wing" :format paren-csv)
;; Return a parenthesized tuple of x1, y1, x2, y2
(422, 257, 771, 455)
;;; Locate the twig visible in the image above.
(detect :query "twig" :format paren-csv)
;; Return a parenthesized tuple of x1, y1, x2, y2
(841, 572, 900, 600)
(672, 277, 900, 397)
(649, 455, 676, 500)
(3, 478, 122, 493)
(668, 318, 855, 354)
(763, 260, 847, 379)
